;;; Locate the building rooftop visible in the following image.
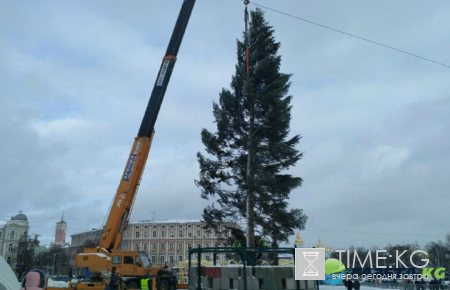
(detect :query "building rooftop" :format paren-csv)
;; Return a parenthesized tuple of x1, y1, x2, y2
(12, 212, 28, 221)
(129, 219, 203, 224)
(71, 228, 102, 236)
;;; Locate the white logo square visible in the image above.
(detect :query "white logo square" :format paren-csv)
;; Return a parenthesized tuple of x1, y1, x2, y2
(295, 248, 325, 280)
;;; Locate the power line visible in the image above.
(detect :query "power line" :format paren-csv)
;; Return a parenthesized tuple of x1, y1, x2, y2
(304, 228, 447, 238)
(250, 1, 450, 69)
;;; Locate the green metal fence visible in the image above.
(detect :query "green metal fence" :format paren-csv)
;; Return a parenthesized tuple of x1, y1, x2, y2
(188, 245, 301, 290)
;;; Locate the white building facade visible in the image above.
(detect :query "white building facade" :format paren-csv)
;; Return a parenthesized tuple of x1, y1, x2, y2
(121, 220, 231, 266)
(0, 212, 29, 271)
(70, 220, 233, 267)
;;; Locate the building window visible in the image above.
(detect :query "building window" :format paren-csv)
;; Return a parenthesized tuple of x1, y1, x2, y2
(0, 232, 2, 239)
(151, 256, 156, 264)
(178, 255, 183, 262)
(169, 243, 174, 250)
(178, 244, 183, 251)
(160, 244, 165, 250)
(169, 256, 174, 263)
(143, 244, 148, 250)
(8, 243, 13, 252)
(144, 231, 148, 238)
(205, 243, 210, 248)
(135, 231, 140, 238)
(215, 243, 219, 247)
(9, 231, 15, 240)
(187, 230, 192, 238)
(136, 226, 139, 229)
(161, 231, 166, 238)
(223, 230, 228, 237)
(196, 230, 200, 237)
(187, 243, 192, 249)
(215, 231, 219, 238)
(6, 257, 11, 265)
(178, 230, 183, 238)
(169, 230, 174, 238)
(134, 244, 139, 251)
(205, 231, 211, 238)
(160, 256, 165, 264)
(197, 243, 201, 248)
(205, 255, 210, 261)
(152, 243, 156, 251)
(153, 231, 157, 238)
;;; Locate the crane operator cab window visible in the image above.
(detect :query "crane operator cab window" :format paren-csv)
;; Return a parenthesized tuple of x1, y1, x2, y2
(124, 256, 134, 265)
(135, 256, 142, 267)
(112, 256, 122, 264)
(139, 252, 152, 268)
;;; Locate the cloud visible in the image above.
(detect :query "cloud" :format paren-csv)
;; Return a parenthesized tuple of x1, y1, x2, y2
(1, 0, 449, 250)
(364, 145, 410, 179)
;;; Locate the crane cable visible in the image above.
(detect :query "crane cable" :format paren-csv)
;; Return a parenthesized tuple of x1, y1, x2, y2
(238, 0, 251, 125)
(249, 1, 450, 69)
(244, 0, 257, 249)
(244, 0, 250, 73)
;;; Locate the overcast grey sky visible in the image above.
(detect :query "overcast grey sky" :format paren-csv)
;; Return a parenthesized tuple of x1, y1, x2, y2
(1, 0, 449, 250)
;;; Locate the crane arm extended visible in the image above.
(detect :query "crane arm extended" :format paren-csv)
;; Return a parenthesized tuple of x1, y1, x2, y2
(98, 0, 196, 252)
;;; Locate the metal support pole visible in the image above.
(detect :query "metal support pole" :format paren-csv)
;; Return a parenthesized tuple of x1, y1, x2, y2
(197, 245, 201, 290)
(243, 247, 248, 290)
(188, 245, 192, 288)
(295, 246, 300, 290)
(53, 253, 57, 275)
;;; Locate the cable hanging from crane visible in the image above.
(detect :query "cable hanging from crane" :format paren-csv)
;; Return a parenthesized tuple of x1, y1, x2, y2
(244, 0, 250, 73)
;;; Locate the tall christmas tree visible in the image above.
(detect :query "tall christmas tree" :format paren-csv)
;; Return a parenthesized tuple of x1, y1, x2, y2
(195, 8, 307, 247)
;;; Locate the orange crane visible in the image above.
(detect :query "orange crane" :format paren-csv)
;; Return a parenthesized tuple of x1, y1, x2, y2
(74, 1, 196, 289)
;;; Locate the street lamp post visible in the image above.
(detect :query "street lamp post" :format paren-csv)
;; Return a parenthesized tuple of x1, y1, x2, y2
(53, 254, 57, 275)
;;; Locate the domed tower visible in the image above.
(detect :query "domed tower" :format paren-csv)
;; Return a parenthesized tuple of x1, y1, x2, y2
(294, 232, 304, 248)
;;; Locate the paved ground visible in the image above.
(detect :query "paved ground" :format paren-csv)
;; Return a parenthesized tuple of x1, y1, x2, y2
(321, 285, 400, 290)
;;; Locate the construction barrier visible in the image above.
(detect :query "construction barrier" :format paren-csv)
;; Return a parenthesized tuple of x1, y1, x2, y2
(188, 265, 317, 290)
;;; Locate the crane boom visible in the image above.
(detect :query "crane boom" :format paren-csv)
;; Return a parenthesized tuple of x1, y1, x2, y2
(100, 0, 196, 252)
(75, 3, 196, 286)
(138, 0, 195, 138)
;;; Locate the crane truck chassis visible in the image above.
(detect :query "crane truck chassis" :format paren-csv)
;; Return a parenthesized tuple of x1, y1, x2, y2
(72, 1, 196, 290)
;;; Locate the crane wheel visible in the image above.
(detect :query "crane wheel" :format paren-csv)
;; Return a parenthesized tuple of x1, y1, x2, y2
(126, 280, 139, 289)
(157, 279, 169, 290)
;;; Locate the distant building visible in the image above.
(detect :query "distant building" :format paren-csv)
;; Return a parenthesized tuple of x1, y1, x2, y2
(69, 220, 235, 269)
(294, 232, 303, 247)
(315, 239, 333, 259)
(68, 228, 103, 273)
(122, 220, 233, 265)
(0, 212, 30, 271)
(70, 228, 102, 248)
(51, 212, 69, 249)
